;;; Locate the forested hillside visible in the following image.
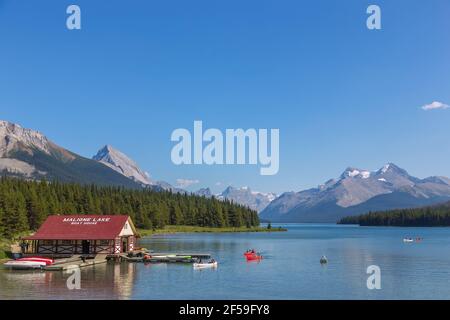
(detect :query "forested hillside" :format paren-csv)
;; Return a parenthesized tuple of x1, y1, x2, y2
(338, 201, 450, 227)
(0, 177, 259, 239)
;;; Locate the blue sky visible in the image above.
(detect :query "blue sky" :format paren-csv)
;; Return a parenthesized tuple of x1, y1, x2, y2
(1, 0, 450, 194)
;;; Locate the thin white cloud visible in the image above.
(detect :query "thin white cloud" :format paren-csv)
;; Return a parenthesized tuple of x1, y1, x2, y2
(176, 178, 200, 188)
(421, 101, 449, 111)
(215, 182, 222, 186)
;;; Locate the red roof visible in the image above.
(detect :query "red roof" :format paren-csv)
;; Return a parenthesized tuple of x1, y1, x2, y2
(24, 215, 132, 240)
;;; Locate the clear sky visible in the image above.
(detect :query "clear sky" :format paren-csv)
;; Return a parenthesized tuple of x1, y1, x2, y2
(1, 0, 450, 194)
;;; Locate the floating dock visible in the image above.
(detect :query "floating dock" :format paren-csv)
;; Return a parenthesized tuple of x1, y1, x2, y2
(15, 252, 212, 271)
(44, 254, 108, 271)
(151, 253, 211, 259)
(115, 252, 211, 263)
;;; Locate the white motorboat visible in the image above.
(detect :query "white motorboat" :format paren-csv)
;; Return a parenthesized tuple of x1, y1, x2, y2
(3, 260, 47, 270)
(193, 261, 218, 269)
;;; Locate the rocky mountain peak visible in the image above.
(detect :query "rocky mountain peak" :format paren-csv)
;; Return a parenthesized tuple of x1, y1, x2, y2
(195, 187, 212, 197)
(93, 145, 152, 186)
(0, 120, 52, 157)
(376, 163, 408, 176)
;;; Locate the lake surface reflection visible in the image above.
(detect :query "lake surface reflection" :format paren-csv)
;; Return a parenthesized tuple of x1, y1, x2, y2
(1, 224, 450, 300)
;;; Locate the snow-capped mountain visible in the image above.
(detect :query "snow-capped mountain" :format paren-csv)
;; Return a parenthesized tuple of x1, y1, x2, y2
(260, 163, 450, 223)
(0, 120, 141, 188)
(215, 186, 277, 212)
(93, 145, 152, 186)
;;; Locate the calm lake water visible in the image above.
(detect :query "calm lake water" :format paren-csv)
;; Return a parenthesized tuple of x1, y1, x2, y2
(1, 224, 450, 300)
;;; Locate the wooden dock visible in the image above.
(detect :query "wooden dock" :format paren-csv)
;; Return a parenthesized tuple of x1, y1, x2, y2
(150, 253, 211, 259)
(39, 251, 211, 270)
(44, 254, 108, 271)
(116, 252, 211, 263)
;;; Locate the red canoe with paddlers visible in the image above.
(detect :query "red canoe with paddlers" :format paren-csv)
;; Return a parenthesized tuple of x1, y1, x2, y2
(244, 250, 263, 261)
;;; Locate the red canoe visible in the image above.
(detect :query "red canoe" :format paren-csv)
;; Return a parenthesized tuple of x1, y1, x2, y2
(19, 257, 54, 265)
(245, 253, 263, 261)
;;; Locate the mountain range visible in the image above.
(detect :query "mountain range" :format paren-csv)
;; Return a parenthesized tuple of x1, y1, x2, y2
(193, 186, 277, 212)
(0, 120, 141, 188)
(260, 164, 450, 222)
(3, 120, 450, 221)
(0, 120, 273, 211)
(215, 186, 276, 212)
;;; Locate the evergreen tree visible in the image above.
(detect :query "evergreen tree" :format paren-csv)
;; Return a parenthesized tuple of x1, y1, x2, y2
(0, 176, 259, 238)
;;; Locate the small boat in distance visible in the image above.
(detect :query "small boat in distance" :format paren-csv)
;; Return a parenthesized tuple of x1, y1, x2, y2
(320, 255, 328, 264)
(244, 250, 263, 261)
(403, 238, 414, 243)
(193, 259, 218, 269)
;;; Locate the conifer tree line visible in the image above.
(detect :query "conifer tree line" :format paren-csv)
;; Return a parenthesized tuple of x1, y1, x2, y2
(338, 201, 450, 227)
(0, 177, 260, 239)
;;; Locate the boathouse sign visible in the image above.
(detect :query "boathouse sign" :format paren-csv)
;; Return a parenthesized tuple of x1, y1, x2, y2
(63, 217, 111, 225)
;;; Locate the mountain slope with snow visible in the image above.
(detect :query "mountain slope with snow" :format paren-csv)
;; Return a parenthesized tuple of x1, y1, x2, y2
(260, 163, 450, 222)
(215, 186, 277, 212)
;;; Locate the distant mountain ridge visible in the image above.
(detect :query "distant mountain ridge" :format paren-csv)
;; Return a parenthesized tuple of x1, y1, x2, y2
(194, 186, 276, 212)
(4, 120, 449, 221)
(260, 163, 450, 223)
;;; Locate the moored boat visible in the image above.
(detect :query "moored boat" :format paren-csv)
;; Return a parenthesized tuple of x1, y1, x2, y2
(193, 261, 218, 269)
(4, 260, 45, 270)
(19, 257, 54, 265)
(3, 257, 54, 270)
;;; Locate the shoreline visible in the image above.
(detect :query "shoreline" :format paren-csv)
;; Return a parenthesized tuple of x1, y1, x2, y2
(138, 225, 288, 237)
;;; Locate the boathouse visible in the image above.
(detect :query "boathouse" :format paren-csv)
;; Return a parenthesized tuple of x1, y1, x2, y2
(23, 215, 138, 256)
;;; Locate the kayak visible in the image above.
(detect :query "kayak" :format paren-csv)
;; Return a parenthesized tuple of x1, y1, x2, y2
(193, 261, 218, 269)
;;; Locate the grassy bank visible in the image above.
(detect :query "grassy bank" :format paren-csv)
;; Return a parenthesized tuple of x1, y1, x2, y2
(1, 232, 33, 262)
(138, 225, 287, 237)
(0, 238, 12, 262)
